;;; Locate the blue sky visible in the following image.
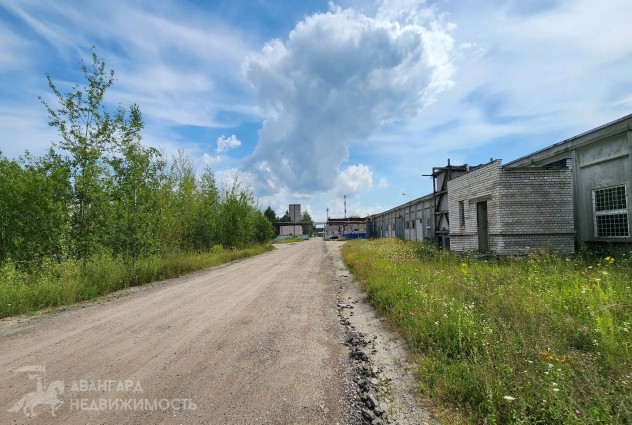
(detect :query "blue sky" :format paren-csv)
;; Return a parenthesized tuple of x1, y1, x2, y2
(1, 0, 631, 222)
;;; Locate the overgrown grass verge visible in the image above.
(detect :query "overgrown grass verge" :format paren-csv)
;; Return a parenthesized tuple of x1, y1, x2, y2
(0, 244, 272, 319)
(342, 238, 632, 424)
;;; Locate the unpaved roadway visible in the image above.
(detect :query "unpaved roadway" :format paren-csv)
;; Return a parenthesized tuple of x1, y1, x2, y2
(1, 239, 436, 424)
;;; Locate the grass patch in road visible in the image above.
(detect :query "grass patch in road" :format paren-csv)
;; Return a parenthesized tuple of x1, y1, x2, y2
(0, 244, 272, 319)
(342, 238, 632, 424)
(273, 237, 307, 243)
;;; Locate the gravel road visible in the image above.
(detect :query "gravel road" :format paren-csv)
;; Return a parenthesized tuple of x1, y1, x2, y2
(1, 239, 436, 424)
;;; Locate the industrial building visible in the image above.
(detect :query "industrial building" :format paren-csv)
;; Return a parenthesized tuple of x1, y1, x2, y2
(278, 204, 304, 236)
(279, 224, 303, 236)
(448, 160, 574, 254)
(368, 113, 632, 254)
(366, 161, 468, 246)
(325, 217, 368, 239)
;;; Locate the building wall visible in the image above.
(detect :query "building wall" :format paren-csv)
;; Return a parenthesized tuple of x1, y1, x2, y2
(506, 114, 632, 246)
(289, 204, 301, 223)
(279, 225, 302, 236)
(496, 166, 574, 253)
(325, 221, 367, 237)
(369, 195, 434, 241)
(448, 161, 502, 251)
(448, 161, 575, 254)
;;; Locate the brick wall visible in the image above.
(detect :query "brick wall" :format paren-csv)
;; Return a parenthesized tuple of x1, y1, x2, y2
(448, 161, 502, 251)
(448, 161, 575, 254)
(496, 167, 574, 254)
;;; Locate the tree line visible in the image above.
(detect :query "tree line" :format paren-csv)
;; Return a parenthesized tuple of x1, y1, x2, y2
(0, 51, 274, 269)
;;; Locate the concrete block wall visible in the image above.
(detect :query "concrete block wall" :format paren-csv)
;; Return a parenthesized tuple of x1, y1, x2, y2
(494, 235, 575, 254)
(448, 161, 575, 254)
(495, 166, 574, 253)
(498, 167, 574, 228)
(448, 161, 502, 252)
(370, 195, 433, 241)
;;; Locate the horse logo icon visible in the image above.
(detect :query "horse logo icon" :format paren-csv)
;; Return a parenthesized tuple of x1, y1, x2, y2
(7, 365, 64, 417)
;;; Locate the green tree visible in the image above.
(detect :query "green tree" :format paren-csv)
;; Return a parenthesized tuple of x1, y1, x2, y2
(301, 211, 314, 237)
(279, 210, 291, 222)
(168, 150, 199, 251)
(263, 206, 276, 225)
(192, 167, 220, 251)
(40, 48, 144, 259)
(254, 211, 275, 243)
(108, 139, 163, 259)
(1, 49, 273, 273)
(0, 151, 71, 266)
(263, 206, 278, 235)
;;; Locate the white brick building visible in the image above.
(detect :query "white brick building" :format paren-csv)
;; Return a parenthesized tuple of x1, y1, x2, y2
(368, 113, 632, 254)
(448, 160, 575, 254)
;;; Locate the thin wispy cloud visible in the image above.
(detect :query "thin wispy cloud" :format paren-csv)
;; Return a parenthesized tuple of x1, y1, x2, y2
(0, 0, 257, 155)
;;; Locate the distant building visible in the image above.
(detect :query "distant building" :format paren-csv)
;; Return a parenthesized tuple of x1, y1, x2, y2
(278, 204, 303, 236)
(367, 162, 467, 246)
(325, 217, 368, 239)
(279, 224, 303, 236)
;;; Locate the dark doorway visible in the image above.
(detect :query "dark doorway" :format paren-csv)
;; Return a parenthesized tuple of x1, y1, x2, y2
(395, 217, 405, 240)
(477, 201, 489, 253)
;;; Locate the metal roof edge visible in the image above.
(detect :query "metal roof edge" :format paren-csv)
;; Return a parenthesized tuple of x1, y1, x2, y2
(504, 113, 632, 167)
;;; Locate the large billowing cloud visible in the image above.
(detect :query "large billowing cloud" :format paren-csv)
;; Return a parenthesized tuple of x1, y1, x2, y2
(242, 1, 455, 195)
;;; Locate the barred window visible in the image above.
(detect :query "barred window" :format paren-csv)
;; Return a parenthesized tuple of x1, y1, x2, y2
(458, 201, 465, 227)
(592, 185, 629, 238)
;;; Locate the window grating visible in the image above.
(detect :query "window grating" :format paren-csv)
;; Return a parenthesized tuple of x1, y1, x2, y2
(596, 214, 629, 237)
(592, 185, 629, 238)
(594, 185, 626, 211)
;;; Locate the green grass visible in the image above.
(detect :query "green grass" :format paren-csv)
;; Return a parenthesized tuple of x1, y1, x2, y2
(273, 237, 306, 243)
(0, 244, 272, 319)
(342, 238, 632, 424)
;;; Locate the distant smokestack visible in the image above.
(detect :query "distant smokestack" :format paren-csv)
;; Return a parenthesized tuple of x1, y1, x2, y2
(344, 195, 347, 219)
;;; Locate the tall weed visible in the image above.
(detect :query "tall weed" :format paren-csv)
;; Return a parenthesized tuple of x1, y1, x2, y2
(0, 245, 272, 319)
(343, 239, 632, 424)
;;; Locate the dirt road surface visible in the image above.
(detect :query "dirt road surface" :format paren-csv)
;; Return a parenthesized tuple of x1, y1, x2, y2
(1, 239, 436, 424)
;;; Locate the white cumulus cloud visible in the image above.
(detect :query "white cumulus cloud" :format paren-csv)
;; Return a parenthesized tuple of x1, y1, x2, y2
(242, 1, 455, 195)
(336, 164, 373, 195)
(216, 135, 242, 153)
